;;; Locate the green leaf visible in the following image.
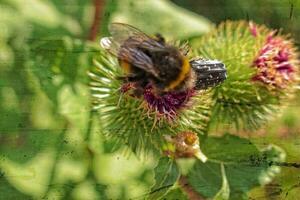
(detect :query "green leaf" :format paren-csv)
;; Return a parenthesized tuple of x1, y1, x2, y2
(201, 134, 259, 163)
(29, 37, 98, 105)
(186, 161, 223, 198)
(5, 0, 83, 37)
(0, 175, 31, 200)
(162, 187, 188, 200)
(186, 134, 285, 199)
(109, 0, 212, 40)
(0, 129, 61, 164)
(148, 157, 180, 200)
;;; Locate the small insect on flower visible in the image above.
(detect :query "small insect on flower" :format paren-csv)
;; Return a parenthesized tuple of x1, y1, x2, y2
(100, 23, 227, 97)
(164, 131, 207, 162)
(190, 59, 227, 90)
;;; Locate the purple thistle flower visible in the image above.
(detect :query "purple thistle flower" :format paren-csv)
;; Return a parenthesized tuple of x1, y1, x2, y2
(252, 31, 298, 89)
(143, 85, 195, 119)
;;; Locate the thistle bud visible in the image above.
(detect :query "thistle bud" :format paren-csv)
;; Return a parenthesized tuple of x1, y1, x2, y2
(164, 131, 207, 162)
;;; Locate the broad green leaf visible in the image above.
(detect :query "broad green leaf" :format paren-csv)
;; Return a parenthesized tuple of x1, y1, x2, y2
(201, 134, 259, 163)
(148, 157, 180, 200)
(187, 161, 223, 198)
(109, 0, 212, 40)
(187, 134, 285, 199)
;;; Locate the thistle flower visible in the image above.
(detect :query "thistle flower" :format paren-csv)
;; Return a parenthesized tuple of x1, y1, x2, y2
(89, 53, 211, 155)
(164, 131, 207, 162)
(191, 21, 299, 131)
(119, 83, 196, 120)
(252, 32, 298, 89)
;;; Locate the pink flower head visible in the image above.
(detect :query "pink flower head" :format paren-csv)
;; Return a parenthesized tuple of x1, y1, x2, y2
(252, 32, 298, 89)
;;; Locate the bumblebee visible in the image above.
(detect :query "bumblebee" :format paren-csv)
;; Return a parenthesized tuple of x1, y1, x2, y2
(100, 23, 226, 96)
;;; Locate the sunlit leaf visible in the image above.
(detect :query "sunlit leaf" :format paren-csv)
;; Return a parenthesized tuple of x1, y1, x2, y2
(0, 177, 31, 200)
(187, 134, 285, 199)
(148, 157, 180, 200)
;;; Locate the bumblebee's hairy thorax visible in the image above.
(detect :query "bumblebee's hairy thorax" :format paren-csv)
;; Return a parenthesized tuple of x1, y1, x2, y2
(146, 48, 187, 86)
(120, 44, 191, 92)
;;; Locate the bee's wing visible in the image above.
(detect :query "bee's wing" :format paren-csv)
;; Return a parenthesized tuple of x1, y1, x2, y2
(108, 23, 165, 50)
(118, 46, 161, 78)
(100, 23, 167, 78)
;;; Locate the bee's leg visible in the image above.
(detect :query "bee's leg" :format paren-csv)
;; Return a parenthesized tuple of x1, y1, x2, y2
(116, 74, 141, 83)
(131, 78, 149, 98)
(116, 75, 127, 81)
(116, 76, 135, 107)
(132, 88, 144, 98)
(117, 82, 136, 106)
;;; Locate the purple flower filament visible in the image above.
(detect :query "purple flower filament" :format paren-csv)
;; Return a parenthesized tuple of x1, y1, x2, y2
(143, 85, 195, 119)
(252, 32, 297, 88)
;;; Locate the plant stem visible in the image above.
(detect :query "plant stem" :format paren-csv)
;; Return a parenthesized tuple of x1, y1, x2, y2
(178, 176, 206, 200)
(88, 0, 106, 41)
(42, 122, 69, 199)
(84, 109, 96, 141)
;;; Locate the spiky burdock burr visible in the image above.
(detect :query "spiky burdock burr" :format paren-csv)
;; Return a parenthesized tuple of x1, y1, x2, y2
(191, 21, 299, 131)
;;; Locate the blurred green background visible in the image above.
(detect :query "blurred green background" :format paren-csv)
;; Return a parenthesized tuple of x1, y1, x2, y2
(0, 0, 299, 199)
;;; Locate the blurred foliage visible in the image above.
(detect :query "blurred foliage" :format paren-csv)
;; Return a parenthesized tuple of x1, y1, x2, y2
(108, 0, 212, 40)
(148, 157, 180, 199)
(0, 0, 211, 198)
(0, 0, 299, 199)
(172, 0, 300, 43)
